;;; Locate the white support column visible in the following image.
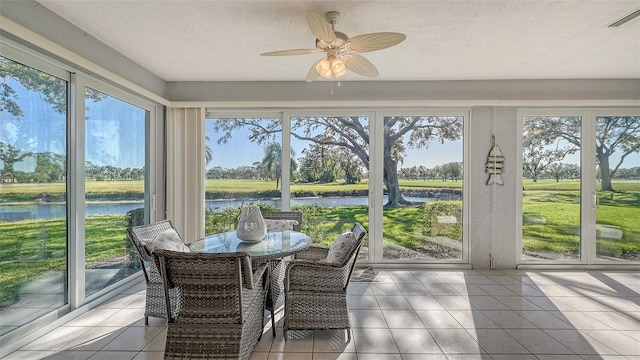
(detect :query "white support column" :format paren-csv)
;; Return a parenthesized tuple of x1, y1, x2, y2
(166, 107, 205, 243)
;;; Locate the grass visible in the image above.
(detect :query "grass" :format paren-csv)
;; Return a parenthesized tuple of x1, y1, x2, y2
(1, 178, 638, 306)
(522, 181, 640, 259)
(0, 214, 137, 306)
(1, 179, 463, 203)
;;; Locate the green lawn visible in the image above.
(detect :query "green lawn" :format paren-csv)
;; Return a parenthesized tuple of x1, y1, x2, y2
(1, 178, 638, 306)
(522, 180, 640, 259)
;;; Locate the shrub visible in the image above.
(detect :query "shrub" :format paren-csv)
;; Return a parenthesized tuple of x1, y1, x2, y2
(422, 200, 462, 240)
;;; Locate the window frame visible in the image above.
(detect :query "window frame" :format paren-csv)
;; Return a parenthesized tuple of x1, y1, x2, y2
(517, 108, 640, 266)
(205, 108, 470, 265)
(0, 35, 160, 346)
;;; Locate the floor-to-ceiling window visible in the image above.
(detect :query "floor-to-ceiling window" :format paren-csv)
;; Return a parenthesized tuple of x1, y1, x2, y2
(0, 39, 158, 344)
(593, 113, 640, 262)
(521, 115, 582, 261)
(83, 86, 148, 297)
(380, 113, 466, 263)
(289, 114, 371, 252)
(519, 110, 639, 265)
(0, 54, 69, 336)
(203, 110, 469, 264)
(203, 116, 283, 236)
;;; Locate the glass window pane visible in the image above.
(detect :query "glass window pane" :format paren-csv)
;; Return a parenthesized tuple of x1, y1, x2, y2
(595, 116, 639, 262)
(84, 87, 147, 296)
(290, 116, 370, 255)
(0, 56, 68, 334)
(204, 118, 282, 236)
(522, 116, 581, 261)
(382, 116, 464, 261)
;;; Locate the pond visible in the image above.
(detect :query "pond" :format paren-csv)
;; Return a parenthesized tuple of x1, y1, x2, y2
(0, 196, 435, 222)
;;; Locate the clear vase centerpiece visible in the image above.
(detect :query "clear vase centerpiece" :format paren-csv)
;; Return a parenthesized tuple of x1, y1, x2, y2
(236, 205, 267, 242)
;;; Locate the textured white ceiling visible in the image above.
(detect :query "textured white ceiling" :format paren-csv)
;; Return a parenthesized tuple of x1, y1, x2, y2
(37, 0, 640, 82)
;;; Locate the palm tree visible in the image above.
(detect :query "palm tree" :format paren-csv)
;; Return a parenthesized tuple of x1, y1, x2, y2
(262, 143, 282, 189)
(261, 142, 297, 190)
(205, 135, 214, 166)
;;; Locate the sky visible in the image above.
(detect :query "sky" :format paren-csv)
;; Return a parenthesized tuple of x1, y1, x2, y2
(3, 70, 634, 173)
(1, 77, 146, 169)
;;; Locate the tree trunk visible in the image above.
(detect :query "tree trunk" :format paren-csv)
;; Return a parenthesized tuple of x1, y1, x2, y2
(598, 153, 614, 191)
(383, 158, 408, 207)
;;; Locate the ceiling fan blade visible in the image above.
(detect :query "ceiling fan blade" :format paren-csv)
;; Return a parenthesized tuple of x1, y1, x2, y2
(306, 60, 322, 82)
(261, 49, 320, 56)
(346, 32, 406, 53)
(306, 11, 336, 43)
(343, 54, 379, 77)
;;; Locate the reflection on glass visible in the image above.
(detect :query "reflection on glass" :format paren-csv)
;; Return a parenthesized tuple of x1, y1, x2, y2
(382, 116, 464, 261)
(522, 116, 581, 261)
(204, 118, 282, 236)
(0, 56, 68, 335)
(595, 116, 639, 262)
(84, 87, 147, 296)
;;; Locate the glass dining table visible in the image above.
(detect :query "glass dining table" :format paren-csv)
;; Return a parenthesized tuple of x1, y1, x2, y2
(188, 230, 311, 261)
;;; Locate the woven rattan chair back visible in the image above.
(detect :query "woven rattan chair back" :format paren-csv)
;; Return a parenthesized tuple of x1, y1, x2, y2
(283, 222, 366, 341)
(154, 250, 268, 360)
(259, 210, 303, 335)
(126, 220, 180, 324)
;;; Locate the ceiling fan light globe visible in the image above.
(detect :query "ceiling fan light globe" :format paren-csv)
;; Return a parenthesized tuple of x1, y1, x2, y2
(316, 58, 333, 79)
(332, 58, 347, 78)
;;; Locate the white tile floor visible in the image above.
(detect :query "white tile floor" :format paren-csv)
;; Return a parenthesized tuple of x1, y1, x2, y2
(4, 268, 639, 360)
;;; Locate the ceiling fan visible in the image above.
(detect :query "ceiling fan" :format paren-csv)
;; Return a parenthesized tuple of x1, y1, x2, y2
(260, 11, 406, 82)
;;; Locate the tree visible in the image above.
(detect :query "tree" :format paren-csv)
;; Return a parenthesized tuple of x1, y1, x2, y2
(595, 117, 640, 191)
(261, 142, 297, 189)
(204, 135, 214, 166)
(1, 56, 105, 119)
(0, 142, 30, 183)
(214, 116, 462, 206)
(34, 152, 65, 182)
(523, 118, 578, 182)
(524, 116, 640, 191)
(545, 163, 569, 182)
(442, 162, 462, 182)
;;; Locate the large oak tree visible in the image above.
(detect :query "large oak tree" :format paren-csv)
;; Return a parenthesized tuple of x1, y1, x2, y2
(213, 116, 462, 206)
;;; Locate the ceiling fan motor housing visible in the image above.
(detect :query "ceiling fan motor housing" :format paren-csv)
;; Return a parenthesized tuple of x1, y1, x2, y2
(325, 11, 340, 24)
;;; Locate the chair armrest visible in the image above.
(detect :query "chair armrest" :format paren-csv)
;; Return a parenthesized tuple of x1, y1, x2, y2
(294, 245, 329, 261)
(285, 259, 348, 292)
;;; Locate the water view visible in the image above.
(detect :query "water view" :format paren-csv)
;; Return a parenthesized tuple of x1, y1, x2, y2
(0, 196, 435, 222)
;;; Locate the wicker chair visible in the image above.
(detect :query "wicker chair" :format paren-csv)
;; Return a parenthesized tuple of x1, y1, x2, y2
(154, 249, 269, 360)
(283, 222, 366, 341)
(126, 220, 180, 325)
(260, 210, 303, 336)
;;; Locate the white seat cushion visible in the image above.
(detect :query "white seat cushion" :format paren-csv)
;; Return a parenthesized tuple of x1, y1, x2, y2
(264, 219, 299, 231)
(143, 228, 190, 253)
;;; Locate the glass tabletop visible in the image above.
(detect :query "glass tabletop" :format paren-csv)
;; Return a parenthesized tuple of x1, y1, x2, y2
(189, 230, 311, 260)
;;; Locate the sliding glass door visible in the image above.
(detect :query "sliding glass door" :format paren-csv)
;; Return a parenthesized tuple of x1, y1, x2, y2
(289, 114, 370, 255)
(84, 86, 149, 296)
(0, 41, 159, 341)
(521, 115, 582, 261)
(203, 116, 283, 236)
(0, 54, 69, 335)
(380, 113, 465, 263)
(593, 113, 639, 262)
(519, 110, 639, 264)
(204, 110, 470, 264)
